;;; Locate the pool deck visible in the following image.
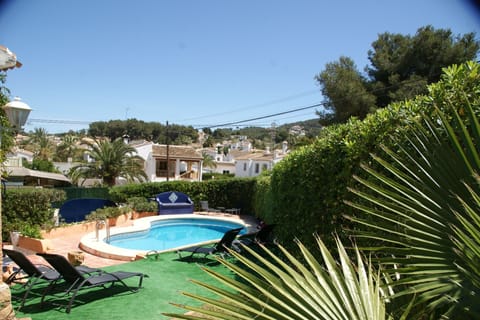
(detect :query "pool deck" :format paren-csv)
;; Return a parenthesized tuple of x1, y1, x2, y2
(5, 212, 258, 268)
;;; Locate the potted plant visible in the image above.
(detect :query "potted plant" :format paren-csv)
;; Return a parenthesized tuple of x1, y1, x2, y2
(11, 222, 52, 253)
(86, 206, 128, 226)
(127, 197, 158, 219)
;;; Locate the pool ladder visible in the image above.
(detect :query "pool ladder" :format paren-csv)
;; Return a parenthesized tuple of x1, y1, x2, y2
(95, 219, 111, 243)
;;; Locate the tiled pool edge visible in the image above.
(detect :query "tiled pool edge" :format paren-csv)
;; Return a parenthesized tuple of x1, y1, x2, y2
(79, 213, 258, 261)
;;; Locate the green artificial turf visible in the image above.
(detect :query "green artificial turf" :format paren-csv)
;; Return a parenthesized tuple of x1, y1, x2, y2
(11, 252, 234, 320)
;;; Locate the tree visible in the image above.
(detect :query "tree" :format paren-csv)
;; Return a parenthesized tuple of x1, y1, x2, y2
(88, 119, 199, 145)
(23, 157, 58, 173)
(315, 56, 376, 124)
(368, 25, 479, 108)
(54, 134, 79, 161)
(202, 135, 215, 147)
(316, 26, 479, 125)
(26, 127, 54, 160)
(201, 151, 217, 170)
(69, 138, 147, 186)
(0, 74, 15, 161)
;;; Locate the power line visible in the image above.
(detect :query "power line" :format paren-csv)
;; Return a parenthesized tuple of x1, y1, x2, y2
(203, 102, 324, 129)
(179, 89, 319, 122)
(26, 76, 429, 131)
(199, 76, 430, 129)
(28, 118, 92, 125)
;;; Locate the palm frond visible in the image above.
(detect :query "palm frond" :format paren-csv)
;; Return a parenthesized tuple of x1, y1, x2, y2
(348, 94, 480, 317)
(164, 236, 390, 320)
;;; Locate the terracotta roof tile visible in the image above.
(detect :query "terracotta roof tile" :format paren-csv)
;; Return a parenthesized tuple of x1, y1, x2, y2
(152, 145, 203, 160)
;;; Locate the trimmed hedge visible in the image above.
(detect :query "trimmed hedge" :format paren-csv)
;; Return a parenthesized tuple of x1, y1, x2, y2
(109, 178, 257, 215)
(256, 61, 480, 253)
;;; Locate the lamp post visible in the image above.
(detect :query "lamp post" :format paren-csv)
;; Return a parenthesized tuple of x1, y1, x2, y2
(0, 97, 31, 320)
(0, 45, 27, 320)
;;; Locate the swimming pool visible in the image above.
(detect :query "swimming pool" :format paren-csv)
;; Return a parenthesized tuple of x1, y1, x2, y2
(79, 214, 255, 261)
(107, 217, 246, 251)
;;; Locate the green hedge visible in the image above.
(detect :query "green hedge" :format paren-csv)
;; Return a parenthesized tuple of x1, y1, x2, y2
(256, 61, 480, 253)
(109, 178, 257, 214)
(2, 188, 66, 240)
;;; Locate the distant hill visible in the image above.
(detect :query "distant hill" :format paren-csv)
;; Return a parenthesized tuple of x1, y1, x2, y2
(230, 118, 322, 144)
(277, 118, 323, 137)
(50, 117, 323, 145)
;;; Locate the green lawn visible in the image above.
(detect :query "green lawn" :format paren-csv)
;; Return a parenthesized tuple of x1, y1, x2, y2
(12, 252, 234, 320)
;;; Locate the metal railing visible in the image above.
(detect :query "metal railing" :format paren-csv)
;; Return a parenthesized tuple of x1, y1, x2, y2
(95, 219, 110, 243)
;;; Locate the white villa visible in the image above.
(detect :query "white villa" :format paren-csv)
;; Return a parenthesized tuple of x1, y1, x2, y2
(134, 141, 203, 182)
(234, 141, 289, 178)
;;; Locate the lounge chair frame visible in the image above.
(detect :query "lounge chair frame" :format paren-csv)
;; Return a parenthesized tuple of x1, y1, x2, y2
(199, 200, 221, 213)
(177, 227, 243, 259)
(37, 253, 146, 313)
(234, 223, 276, 249)
(3, 248, 97, 309)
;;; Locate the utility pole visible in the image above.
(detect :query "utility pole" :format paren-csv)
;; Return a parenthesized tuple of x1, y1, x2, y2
(166, 121, 170, 181)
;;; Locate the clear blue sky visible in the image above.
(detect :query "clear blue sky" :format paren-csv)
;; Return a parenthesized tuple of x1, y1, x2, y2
(1, 0, 479, 133)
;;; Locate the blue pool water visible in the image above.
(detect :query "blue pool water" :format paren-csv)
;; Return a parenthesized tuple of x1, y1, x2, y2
(107, 218, 246, 251)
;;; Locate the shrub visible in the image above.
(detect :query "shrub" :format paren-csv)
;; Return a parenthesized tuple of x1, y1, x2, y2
(202, 172, 235, 180)
(3, 188, 66, 240)
(127, 196, 158, 212)
(86, 206, 127, 221)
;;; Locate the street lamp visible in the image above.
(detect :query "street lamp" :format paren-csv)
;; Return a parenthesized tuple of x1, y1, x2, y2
(3, 97, 32, 131)
(0, 44, 25, 320)
(0, 98, 31, 318)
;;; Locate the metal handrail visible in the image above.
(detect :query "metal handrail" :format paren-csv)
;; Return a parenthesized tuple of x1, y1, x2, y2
(95, 219, 110, 242)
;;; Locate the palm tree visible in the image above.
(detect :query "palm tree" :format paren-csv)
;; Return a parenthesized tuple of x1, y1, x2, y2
(69, 138, 147, 186)
(347, 88, 480, 318)
(164, 236, 393, 320)
(55, 134, 79, 161)
(27, 127, 54, 160)
(201, 151, 217, 170)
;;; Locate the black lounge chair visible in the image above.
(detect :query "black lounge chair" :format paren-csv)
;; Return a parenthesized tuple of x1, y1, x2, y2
(37, 252, 146, 313)
(177, 227, 243, 259)
(3, 248, 98, 309)
(234, 223, 276, 249)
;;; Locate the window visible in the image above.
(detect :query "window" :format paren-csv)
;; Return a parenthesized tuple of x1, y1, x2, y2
(223, 170, 230, 174)
(262, 164, 268, 171)
(255, 163, 260, 174)
(243, 163, 247, 171)
(156, 159, 175, 177)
